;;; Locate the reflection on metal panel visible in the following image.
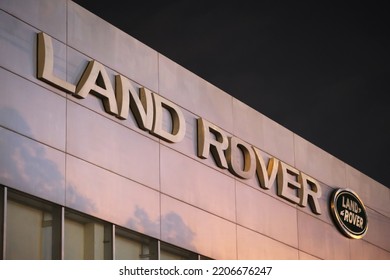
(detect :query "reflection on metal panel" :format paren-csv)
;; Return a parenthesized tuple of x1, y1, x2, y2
(66, 100, 160, 190)
(160, 145, 236, 222)
(158, 55, 234, 133)
(236, 181, 298, 247)
(66, 155, 160, 239)
(161, 195, 236, 260)
(68, 1, 158, 92)
(0, 68, 66, 151)
(0, 127, 65, 205)
(297, 211, 349, 259)
(0, 0, 67, 42)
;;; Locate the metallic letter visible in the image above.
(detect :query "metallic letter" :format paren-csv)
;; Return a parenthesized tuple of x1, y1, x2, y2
(37, 32, 76, 93)
(75, 60, 118, 115)
(115, 75, 153, 130)
(277, 161, 301, 204)
(252, 147, 279, 189)
(226, 137, 256, 179)
(151, 93, 186, 143)
(197, 118, 228, 169)
(299, 173, 322, 214)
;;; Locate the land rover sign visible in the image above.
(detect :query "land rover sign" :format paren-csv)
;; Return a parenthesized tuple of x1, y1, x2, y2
(330, 188, 368, 239)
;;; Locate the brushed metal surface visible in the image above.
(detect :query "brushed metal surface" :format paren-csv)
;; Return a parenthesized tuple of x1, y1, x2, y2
(0, 67, 66, 151)
(66, 155, 160, 239)
(277, 161, 302, 205)
(226, 136, 256, 179)
(74, 59, 118, 115)
(151, 93, 186, 143)
(115, 76, 153, 128)
(37, 32, 76, 94)
(363, 208, 390, 252)
(236, 149, 282, 198)
(158, 55, 234, 133)
(160, 109, 234, 182)
(0, 127, 65, 205)
(298, 182, 334, 224)
(160, 107, 199, 157)
(232, 98, 265, 150)
(298, 211, 350, 259)
(0, 11, 37, 81)
(0, 0, 66, 42)
(294, 134, 347, 188)
(160, 145, 236, 222)
(349, 239, 390, 259)
(1, 0, 389, 261)
(262, 115, 295, 166)
(0, 11, 66, 97)
(67, 1, 158, 93)
(161, 195, 237, 260)
(346, 164, 390, 217)
(233, 98, 295, 166)
(67, 48, 135, 122)
(66, 100, 160, 190)
(236, 181, 298, 247)
(66, 45, 161, 142)
(298, 251, 320, 260)
(197, 117, 229, 169)
(237, 226, 298, 260)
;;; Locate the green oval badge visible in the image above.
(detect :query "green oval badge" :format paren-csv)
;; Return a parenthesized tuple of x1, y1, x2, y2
(330, 188, 368, 239)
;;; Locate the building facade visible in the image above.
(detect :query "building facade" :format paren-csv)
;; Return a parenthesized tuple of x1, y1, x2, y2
(0, 0, 389, 260)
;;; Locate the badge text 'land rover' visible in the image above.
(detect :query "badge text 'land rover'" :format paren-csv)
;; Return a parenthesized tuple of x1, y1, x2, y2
(330, 188, 368, 239)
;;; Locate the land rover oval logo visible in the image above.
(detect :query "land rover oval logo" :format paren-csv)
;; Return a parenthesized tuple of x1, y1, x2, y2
(330, 188, 368, 239)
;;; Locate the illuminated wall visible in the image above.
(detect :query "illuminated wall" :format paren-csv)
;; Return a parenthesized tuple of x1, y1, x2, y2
(0, 0, 389, 260)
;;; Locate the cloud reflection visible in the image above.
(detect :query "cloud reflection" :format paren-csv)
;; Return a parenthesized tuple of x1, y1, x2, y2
(127, 206, 197, 252)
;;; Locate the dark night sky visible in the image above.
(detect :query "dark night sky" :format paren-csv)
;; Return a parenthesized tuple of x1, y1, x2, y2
(72, 1, 390, 189)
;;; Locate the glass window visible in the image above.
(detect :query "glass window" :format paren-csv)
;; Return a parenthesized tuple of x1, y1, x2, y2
(115, 235, 149, 260)
(64, 212, 105, 260)
(6, 199, 52, 259)
(1, 188, 211, 261)
(160, 249, 185, 260)
(115, 227, 151, 260)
